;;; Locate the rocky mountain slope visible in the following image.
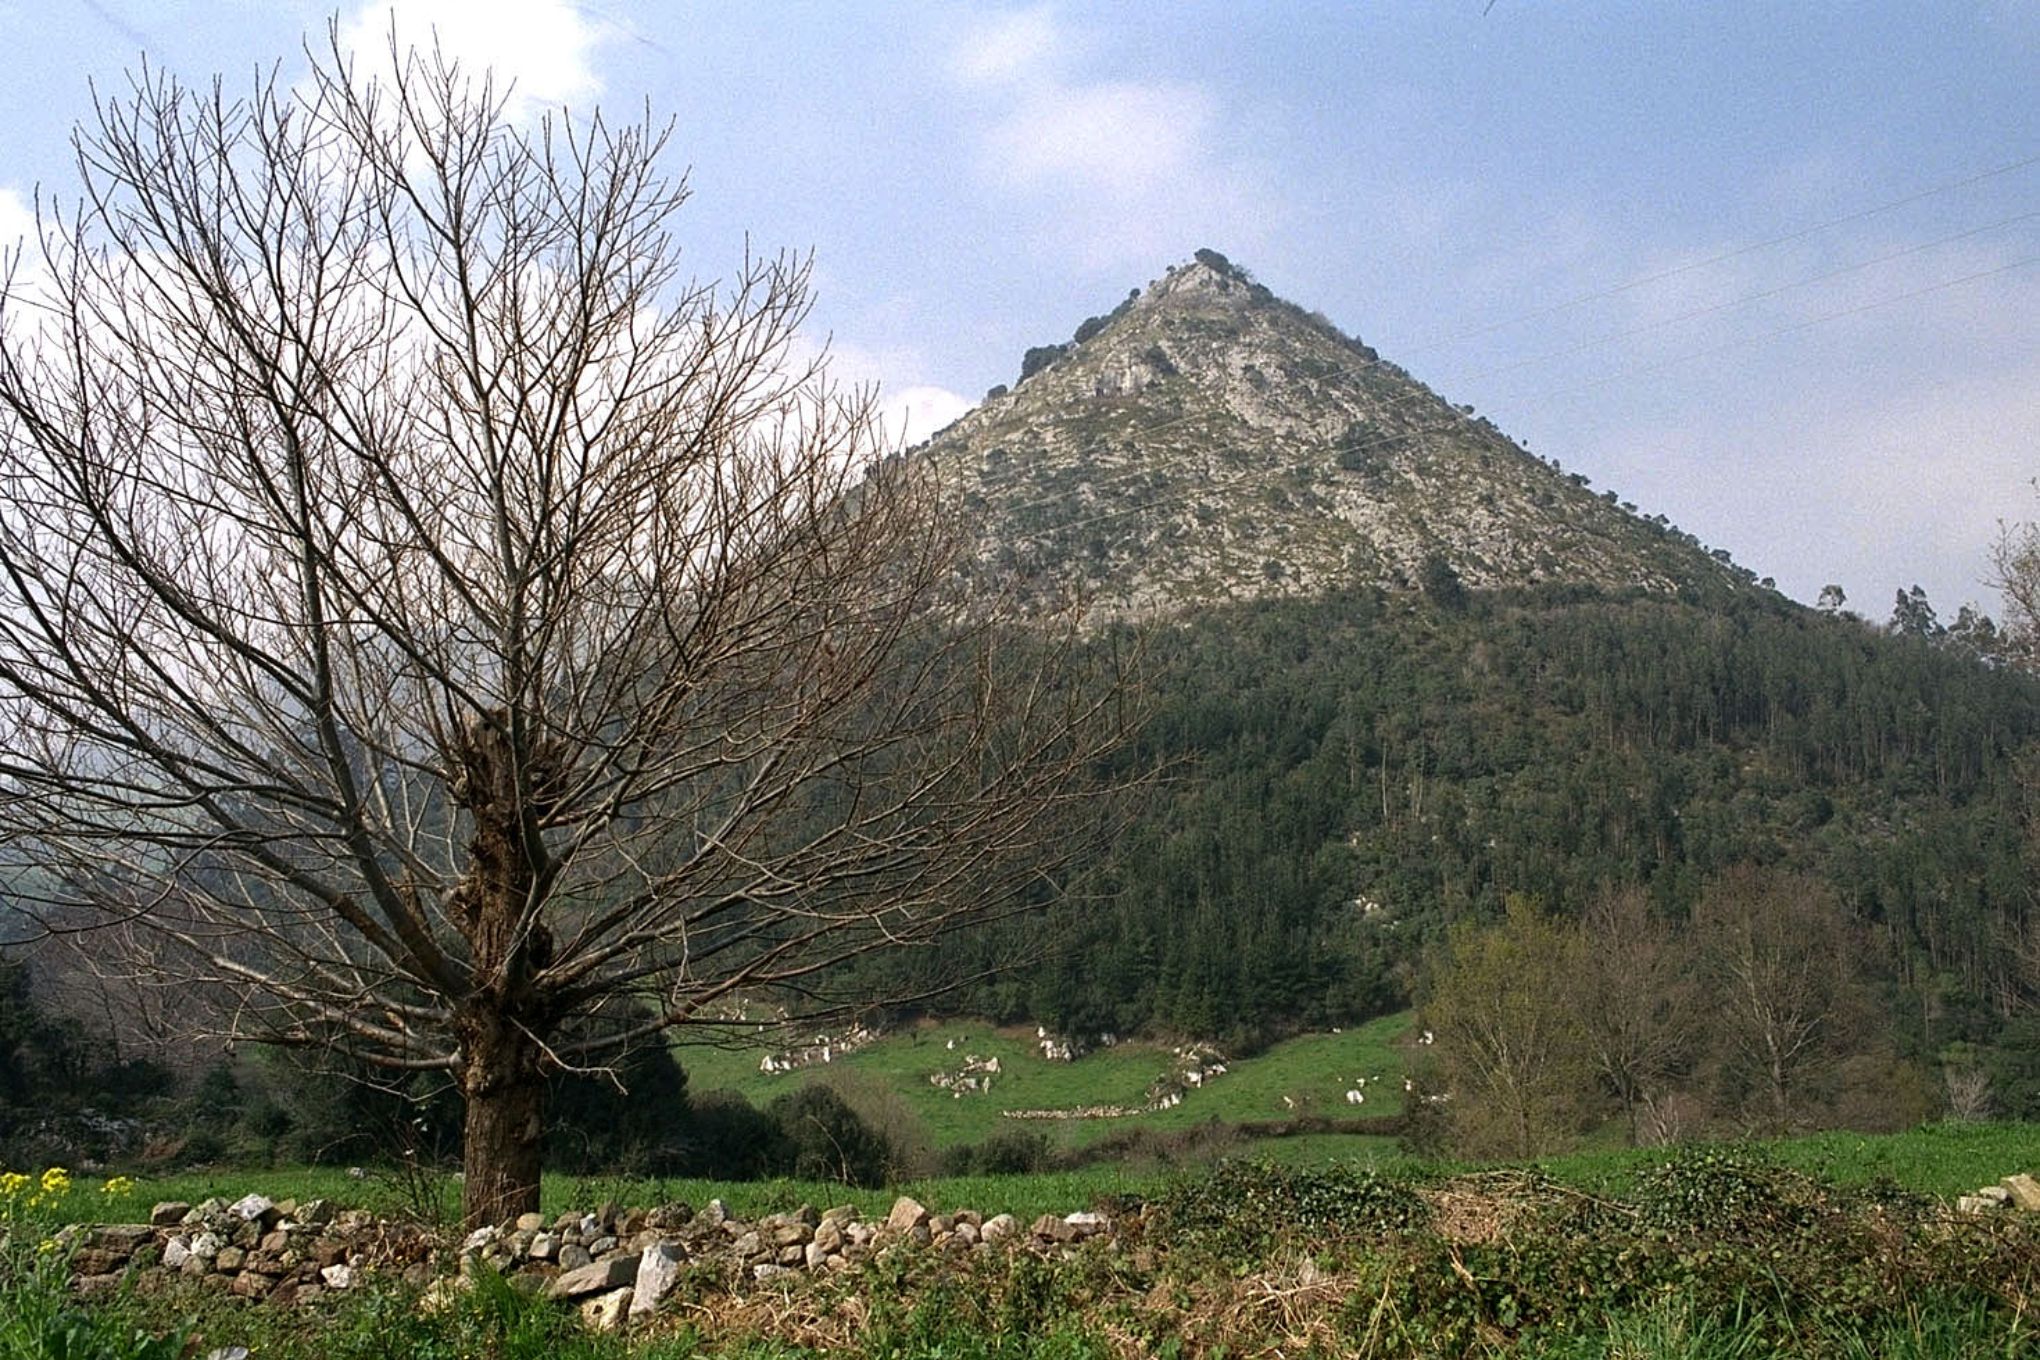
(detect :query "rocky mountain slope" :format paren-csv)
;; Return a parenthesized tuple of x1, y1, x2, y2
(927, 250, 1751, 613)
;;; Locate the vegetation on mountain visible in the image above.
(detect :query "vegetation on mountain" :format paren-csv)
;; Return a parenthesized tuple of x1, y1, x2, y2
(872, 581, 2040, 1133)
(1421, 867, 1923, 1152)
(1423, 897, 1595, 1157)
(935, 251, 1761, 613)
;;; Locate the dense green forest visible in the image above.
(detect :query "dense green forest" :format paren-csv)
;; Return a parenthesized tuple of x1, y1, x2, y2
(865, 583, 2040, 1111)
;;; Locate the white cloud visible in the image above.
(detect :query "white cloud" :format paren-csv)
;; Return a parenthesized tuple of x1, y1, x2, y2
(339, 0, 608, 120)
(1526, 241, 2040, 613)
(983, 79, 1216, 196)
(948, 9, 1277, 272)
(826, 339, 974, 449)
(879, 384, 975, 447)
(0, 186, 32, 256)
(1420, 176, 2040, 621)
(950, 5, 1060, 87)
(0, 185, 52, 308)
(788, 334, 974, 452)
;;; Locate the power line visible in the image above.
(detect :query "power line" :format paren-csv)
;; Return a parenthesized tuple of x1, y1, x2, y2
(1460, 209, 2040, 387)
(1403, 150, 2040, 354)
(1541, 252, 2040, 402)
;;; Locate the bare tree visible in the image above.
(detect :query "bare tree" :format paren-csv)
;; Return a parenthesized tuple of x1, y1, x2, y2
(1690, 866, 1876, 1132)
(0, 38, 1136, 1225)
(1576, 886, 1694, 1144)
(1992, 516, 2040, 673)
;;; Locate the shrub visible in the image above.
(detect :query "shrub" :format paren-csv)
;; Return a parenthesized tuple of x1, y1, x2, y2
(674, 1090, 785, 1180)
(1152, 1159, 1428, 1257)
(766, 1084, 892, 1187)
(1140, 345, 1177, 378)
(1419, 554, 1468, 611)
(1633, 1145, 1820, 1240)
(1019, 344, 1068, 381)
(939, 1128, 1054, 1177)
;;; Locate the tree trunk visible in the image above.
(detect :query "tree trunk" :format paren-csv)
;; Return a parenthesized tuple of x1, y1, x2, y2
(460, 1012, 547, 1228)
(450, 713, 557, 1229)
(1766, 1034, 1790, 1133)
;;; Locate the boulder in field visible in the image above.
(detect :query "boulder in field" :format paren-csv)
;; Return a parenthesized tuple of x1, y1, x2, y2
(578, 1287, 632, 1334)
(229, 1195, 277, 1224)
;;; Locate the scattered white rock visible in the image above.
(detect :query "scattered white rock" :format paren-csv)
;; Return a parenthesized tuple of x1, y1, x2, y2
(631, 1243, 684, 1316)
(229, 1194, 275, 1222)
(578, 1287, 633, 1333)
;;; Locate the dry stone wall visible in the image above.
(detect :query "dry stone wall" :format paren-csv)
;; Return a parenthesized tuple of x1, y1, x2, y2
(38, 1190, 1120, 1331)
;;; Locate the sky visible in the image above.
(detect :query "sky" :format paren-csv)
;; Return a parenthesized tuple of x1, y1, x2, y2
(0, 1, 2034, 618)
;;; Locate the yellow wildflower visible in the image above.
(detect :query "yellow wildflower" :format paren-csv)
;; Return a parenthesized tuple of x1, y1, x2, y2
(38, 1167, 69, 1196)
(0, 1172, 26, 1199)
(36, 1238, 55, 1253)
(100, 1176, 136, 1197)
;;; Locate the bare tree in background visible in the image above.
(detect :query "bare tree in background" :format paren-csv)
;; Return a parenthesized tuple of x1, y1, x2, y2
(1990, 518, 2040, 1015)
(1994, 517, 2040, 673)
(0, 37, 1137, 1225)
(1576, 886, 1694, 1145)
(1691, 866, 1876, 1132)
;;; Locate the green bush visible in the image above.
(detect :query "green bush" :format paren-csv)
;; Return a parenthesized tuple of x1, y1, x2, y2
(0, 1238, 184, 1360)
(1152, 1159, 1427, 1257)
(939, 1129, 1053, 1177)
(1633, 1146, 1821, 1241)
(675, 1089, 785, 1179)
(1018, 344, 1067, 382)
(766, 1085, 892, 1187)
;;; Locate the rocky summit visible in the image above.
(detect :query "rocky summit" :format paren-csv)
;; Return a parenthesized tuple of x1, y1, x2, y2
(928, 250, 1748, 616)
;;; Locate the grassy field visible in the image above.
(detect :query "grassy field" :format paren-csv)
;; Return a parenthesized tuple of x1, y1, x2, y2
(48, 1003, 2029, 1228)
(1533, 1118, 2038, 1200)
(674, 1011, 1413, 1152)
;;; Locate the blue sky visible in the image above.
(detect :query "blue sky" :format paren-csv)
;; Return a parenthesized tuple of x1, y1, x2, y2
(1, 2, 2034, 617)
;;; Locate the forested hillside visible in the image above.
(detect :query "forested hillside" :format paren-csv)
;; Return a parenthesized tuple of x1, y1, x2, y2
(863, 582, 2040, 1113)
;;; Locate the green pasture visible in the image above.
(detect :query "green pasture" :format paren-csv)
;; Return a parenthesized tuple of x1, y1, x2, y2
(1531, 1118, 2038, 1201)
(673, 1010, 1414, 1151)
(51, 1119, 2032, 1230)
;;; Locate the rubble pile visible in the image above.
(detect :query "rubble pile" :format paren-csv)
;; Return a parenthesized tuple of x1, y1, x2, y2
(1954, 1172, 2040, 1216)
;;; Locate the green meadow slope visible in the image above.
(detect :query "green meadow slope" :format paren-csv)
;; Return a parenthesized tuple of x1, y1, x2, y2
(674, 1012, 1414, 1152)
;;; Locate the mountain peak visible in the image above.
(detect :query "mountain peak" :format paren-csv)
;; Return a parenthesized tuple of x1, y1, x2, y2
(1151, 247, 1252, 295)
(934, 255, 1755, 615)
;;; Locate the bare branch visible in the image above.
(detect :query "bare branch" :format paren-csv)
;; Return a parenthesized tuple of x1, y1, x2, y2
(0, 33, 1142, 1226)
